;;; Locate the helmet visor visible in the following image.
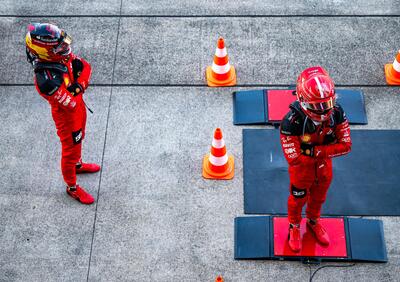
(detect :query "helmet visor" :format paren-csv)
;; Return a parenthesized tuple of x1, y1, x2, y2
(303, 96, 335, 115)
(53, 32, 72, 55)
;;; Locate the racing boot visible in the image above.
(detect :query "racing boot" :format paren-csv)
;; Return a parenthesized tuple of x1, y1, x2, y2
(76, 162, 101, 174)
(288, 223, 302, 253)
(66, 185, 95, 204)
(307, 218, 330, 246)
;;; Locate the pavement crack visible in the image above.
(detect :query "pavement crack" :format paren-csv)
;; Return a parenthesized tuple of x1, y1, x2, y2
(85, 0, 124, 281)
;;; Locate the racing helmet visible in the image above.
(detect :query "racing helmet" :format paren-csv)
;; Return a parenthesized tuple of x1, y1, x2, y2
(25, 23, 72, 63)
(296, 66, 336, 122)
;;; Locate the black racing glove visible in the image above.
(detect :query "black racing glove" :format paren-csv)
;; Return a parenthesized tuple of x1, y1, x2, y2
(72, 59, 84, 80)
(324, 132, 337, 144)
(67, 83, 84, 96)
(300, 143, 314, 157)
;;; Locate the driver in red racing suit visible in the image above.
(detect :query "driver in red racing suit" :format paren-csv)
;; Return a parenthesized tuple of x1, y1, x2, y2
(26, 23, 100, 204)
(280, 66, 351, 252)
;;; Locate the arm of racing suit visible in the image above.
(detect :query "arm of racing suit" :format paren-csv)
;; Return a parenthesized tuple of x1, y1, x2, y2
(314, 105, 352, 158)
(35, 68, 78, 111)
(280, 111, 315, 166)
(71, 54, 92, 90)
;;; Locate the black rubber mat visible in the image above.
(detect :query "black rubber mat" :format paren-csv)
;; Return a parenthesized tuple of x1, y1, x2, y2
(233, 89, 268, 125)
(243, 129, 400, 216)
(234, 216, 270, 259)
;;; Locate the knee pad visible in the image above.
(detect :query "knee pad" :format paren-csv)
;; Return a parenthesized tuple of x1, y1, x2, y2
(291, 184, 307, 199)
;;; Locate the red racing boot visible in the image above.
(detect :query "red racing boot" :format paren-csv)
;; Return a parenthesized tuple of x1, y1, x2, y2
(66, 185, 95, 204)
(76, 162, 101, 174)
(307, 218, 330, 246)
(288, 224, 302, 253)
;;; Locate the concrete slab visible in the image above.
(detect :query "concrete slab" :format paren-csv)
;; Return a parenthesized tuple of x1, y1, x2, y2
(87, 86, 400, 280)
(0, 17, 119, 84)
(121, 1, 400, 16)
(0, 86, 110, 195)
(87, 87, 242, 280)
(94, 87, 243, 196)
(1, 256, 89, 282)
(1, 0, 121, 15)
(114, 17, 400, 85)
(0, 194, 92, 281)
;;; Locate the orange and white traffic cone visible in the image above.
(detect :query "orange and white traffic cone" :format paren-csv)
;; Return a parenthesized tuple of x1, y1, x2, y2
(215, 275, 224, 282)
(384, 50, 400, 85)
(206, 37, 236, 87)
(202, 128, 234, 180)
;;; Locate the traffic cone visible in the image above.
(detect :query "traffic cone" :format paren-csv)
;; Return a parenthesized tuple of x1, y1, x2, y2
(206, 37, 236, 87)
(202, 128, 234, 180)
(215, 275, 224, 282)
(385, 50, 400, 85)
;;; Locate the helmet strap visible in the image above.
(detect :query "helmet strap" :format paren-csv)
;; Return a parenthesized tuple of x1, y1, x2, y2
(26, 48, 37, 66)
(312, 119, 321, 125)
(300, 102, 308, 112)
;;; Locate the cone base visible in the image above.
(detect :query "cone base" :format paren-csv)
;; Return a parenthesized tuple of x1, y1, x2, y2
(384, 64, 400, 85)
(206, 66, 237, 87)
(202, 154, 234, 180)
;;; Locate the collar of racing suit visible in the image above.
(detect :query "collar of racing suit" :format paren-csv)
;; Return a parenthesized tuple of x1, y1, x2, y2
(289, 101, 335, 135)
(33, 61, 68, 74)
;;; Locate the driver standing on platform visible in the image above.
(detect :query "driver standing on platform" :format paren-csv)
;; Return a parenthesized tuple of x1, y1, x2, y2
(279, 66, 352, 252)
(25, 23, 100, 204)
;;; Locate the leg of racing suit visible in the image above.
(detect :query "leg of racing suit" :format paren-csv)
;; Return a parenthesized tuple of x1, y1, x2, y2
(61, 140, 82, 187)
(287, 163, 316, 225)
(306, 159, 333, 220)
(61, 107, 86, 187)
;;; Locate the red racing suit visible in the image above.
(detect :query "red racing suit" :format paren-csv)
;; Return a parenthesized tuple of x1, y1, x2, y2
(280, 101, 352, 224)
(33, 53, 92, 187)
